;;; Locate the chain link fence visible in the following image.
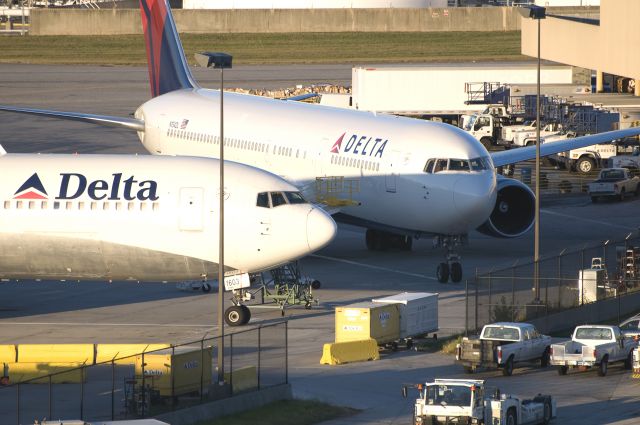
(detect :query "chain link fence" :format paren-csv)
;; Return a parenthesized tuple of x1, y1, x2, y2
(467, 233, 640, 334)
(0, 321, 288, 424)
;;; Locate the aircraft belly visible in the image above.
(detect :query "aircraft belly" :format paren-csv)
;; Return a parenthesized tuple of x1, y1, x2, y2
(0, 232, 221, 282)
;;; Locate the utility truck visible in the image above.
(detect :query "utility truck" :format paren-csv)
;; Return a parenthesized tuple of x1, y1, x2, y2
(511, 123, 564, 147)
(550, 325, 637, 376)
(402, 378, 556, 425)
(456, 322, 551, 376)
(587, 168, 640, 202)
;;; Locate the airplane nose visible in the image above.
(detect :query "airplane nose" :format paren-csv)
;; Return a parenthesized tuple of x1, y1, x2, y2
(306, 208, 337, 252)
(452, 174, 496, 227)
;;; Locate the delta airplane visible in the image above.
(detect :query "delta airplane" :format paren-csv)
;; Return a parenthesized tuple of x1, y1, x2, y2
(0, 147, 336, 285)
(2, 0, 640, 283)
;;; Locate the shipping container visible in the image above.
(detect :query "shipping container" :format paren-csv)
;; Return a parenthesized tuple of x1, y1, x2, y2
(135, 347, 212, 397)
(372, 292, 438, 338)
(335, 302, 400, 344)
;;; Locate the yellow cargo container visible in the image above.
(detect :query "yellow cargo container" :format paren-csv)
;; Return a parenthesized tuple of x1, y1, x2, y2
(96, 344, 170, 364)
(335, 302, 400, 344)
(135, 347, 212, 397)
(18, 344, 94, 364)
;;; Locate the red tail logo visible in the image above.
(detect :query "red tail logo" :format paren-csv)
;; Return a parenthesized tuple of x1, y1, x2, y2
(330, 132, 346, 153)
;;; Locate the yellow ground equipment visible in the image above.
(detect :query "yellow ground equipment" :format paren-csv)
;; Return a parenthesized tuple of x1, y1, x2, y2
(320, 339, 380, 365)
(335, 302, 401, 344)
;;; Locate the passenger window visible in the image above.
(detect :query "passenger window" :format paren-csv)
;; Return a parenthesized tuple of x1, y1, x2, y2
(270, 192, 287, 207)
(256, 192, 270, 208)
(3, 201, 9, 209)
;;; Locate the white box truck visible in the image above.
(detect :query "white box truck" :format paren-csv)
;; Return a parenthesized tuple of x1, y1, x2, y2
(372, 292, 438, 348)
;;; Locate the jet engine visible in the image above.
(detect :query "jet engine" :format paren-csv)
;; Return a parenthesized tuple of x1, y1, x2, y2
(476, 176, 535, 238)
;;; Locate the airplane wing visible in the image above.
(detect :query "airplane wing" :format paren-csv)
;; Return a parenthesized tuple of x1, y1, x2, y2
(491, 127, 640, 167)
(0, 105, 145, 132)
(281, 93, 319, 102)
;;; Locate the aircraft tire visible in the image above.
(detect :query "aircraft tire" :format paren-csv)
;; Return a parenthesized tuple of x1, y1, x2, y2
(437, 263, 449, 283)
(450, 262, 462, 283)
(225, 306, 246, 327)
(240, 305, 251, 325)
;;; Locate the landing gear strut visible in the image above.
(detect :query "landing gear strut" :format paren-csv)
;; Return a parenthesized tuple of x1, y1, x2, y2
(365, 229, 412, 251)
(433, 235, 466, 283)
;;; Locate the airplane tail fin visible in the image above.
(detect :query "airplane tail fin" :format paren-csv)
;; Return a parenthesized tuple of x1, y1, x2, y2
(139, 0, 197, 98)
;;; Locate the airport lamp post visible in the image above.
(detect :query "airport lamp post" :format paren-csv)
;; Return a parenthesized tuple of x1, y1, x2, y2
(519, 5, 546, 302)
(195, 52, 233, 385)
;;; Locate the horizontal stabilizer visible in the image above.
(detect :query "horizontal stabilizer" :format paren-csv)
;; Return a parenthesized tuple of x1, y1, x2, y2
(0, 105, 145, 132)
(491, 127, 640, 167)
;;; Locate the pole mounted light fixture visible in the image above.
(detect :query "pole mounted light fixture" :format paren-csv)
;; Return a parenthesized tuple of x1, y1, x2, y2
(195, 51, 233, 385)
(517, 5, 545, 303)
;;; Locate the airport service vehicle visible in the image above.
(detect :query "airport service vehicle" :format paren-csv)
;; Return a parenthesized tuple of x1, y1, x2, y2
(456, 322, 551, 376)
(402, 378, 556, 425)
(552, 139, 640, 173)
(587, 168, 640, 202)
(0, 146, 336, 284)
(501, 120, 536, 144)
(2, 0, 640, 283)
(512, 123, 564, 147)
(633, 347, 640, 377)
(619, 313, 640, 339)
(609, 151, 640, 170)
(550, 325, 637, 376)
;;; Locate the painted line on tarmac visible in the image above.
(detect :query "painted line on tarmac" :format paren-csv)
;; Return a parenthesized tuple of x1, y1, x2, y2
(542, 209, 635, 230)
(310, 254, 437, 281)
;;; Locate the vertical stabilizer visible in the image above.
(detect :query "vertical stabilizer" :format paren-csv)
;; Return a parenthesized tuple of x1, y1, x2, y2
(139, 0, 197, 97)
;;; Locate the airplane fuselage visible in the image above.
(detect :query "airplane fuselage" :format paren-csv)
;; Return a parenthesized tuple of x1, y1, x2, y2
(0, 154, 335, 281)
(136, 89, 498, 237)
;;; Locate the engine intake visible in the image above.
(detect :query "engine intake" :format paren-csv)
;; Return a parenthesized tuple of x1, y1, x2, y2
(476, 177, 535, 238)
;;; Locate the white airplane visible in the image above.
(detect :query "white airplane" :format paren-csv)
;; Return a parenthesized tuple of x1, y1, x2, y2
(0, 146, 336, 285)
(1, 0, 640, 283)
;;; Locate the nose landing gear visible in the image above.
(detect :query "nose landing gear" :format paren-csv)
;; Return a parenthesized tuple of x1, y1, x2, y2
(434, 235, 467, 283)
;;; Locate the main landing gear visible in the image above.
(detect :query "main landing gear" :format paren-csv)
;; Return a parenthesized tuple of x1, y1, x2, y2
(433, 235, 467, 284)
(365, 229, 412, 251)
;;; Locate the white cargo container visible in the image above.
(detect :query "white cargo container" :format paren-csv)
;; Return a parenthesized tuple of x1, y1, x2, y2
(372, 292, 438, 338)
(351, 64, 574, 115)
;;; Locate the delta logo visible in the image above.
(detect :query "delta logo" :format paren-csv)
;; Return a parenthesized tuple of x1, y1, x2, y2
(330, 132, 388, 158)
(13, 173, 159, 201)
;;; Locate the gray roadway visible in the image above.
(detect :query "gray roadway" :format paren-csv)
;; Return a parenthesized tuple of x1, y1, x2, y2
(0, 64, 639, 424)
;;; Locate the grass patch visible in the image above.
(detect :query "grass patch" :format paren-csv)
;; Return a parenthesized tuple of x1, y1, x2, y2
(194, 399, 359, 425)
(416, 334, 463, 354)
(0, 31, 524, 65)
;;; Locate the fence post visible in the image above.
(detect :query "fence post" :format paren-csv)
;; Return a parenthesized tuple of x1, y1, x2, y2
(285, 321, 289, 384)
(257, 326, 262, 389)
(199, 340, 203, 403)
(464, 280, 468, 337)
(80, 366, 85, 420)
(511, 267, 516, 322)
(488, 272, 493, 321)
(229, 333, 234, 396)
(474, 270, 479, 333)
(111, 359, 115, 420)
(16, 383, 19, 425)
(49, 374, 52, 420)
(141, 352, 146, 418)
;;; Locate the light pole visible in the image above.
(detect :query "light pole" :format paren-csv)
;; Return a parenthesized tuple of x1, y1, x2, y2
(195, 52, 233, 385)
(518, 5, 546, 302)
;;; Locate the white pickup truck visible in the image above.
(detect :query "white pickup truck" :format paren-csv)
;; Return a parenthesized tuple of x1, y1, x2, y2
(456, 322, 551, 376)
(550, 325, 637, 376)
(512, 123, 564, 147)
(587, 168, 640, 202)
(403, 378, 556, 425)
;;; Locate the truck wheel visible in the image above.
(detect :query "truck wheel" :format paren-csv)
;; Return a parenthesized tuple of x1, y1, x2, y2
(598, 356, 608, 376)
(526, 140, 535, 147)
(480, 137, 493, 150)
(619, 189, 626, 201)
(201, 283, 212, 293)
(506, 407, 517, 425)
(557, 366, 568, 375)
(542, 399, 552, 424)
(502, 356, 514, 376)
(625, 351, 633, 370)
(436, 263, 449, 283)
(577, 157, 595, 174)
(540, 347, 550, 368)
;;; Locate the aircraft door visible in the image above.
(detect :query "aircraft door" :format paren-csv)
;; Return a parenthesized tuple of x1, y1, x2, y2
(385, 150, 400, 193)
(179, 187, 204, 231)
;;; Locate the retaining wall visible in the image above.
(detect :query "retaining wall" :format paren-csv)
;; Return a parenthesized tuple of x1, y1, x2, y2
(30, 6, 598, 35)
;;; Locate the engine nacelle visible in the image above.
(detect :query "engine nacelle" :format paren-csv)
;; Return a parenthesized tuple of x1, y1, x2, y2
(476, 176, 535, 238)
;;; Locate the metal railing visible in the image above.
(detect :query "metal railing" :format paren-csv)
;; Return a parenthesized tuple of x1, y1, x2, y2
(466, 233, 640, 334)
(0, 321, 288, 424)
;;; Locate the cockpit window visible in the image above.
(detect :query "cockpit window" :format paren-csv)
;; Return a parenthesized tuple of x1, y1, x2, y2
(448, 159, 470, 171)
(424, 158, 473, 173)
(423, 159, 435, 173)
(271, 192, 287, 207)
(257, 192, 270, 208)
(470, 156, 493, 171)
(284, 191, 307, 204)
(434, 159, 448, 173)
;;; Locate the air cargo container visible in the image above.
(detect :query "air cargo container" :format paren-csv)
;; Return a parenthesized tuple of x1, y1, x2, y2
(335, 302, 400, 344)
(372, 292, 438, 339)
